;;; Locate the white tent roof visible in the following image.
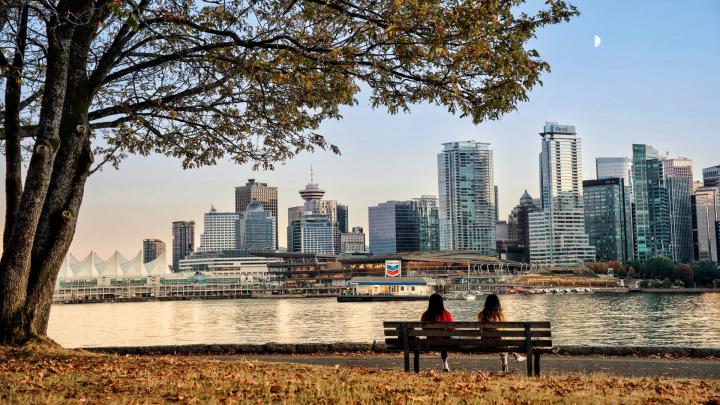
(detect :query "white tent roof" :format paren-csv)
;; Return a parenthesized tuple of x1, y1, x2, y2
(58, 250, 170, 280)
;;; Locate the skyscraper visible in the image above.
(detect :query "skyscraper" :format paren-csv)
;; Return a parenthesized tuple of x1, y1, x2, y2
(237, 202, 276, 251)
(703, 165, 720, 188)
(596, 157, 633, 183)
(437, 141, 496, 255)
(368, 201, 420, 255)
(494, 185, 500, 222)
(583, 178, 634, 262)
(410, 196, 440, 252)
(143, 239, 166, 263)
(337, 204, 349, 234)
(632, 144, 671, 261)
(198, 207, 241, 252)
(529, 122, 595, 267)
(287, 213, 339, 254)
(507, 191, 540, 263)
(172, 220, 195, 271)
(692, 187, 720, 262)
(235, 179, 278, 246)
(664, 158, 694, 262)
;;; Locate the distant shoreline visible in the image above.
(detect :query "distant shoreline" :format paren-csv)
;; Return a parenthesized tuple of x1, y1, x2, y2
(51, 288, 720, 305)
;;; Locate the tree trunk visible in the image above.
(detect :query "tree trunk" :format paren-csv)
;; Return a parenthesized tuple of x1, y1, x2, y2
(0, 1, 108, 342)
(0, 15, 76, 344)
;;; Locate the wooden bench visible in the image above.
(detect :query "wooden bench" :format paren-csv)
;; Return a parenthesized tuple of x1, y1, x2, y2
(383, 321, 553, 376)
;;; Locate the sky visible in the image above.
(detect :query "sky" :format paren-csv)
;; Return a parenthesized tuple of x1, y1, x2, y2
(3, 0, 720, 257)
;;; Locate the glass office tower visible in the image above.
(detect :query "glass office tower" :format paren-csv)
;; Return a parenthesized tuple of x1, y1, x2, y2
(583, 178, 634, 261)
(368, 201, 420, 255)
(437, 141, 496, 255)
(632, 144, 671, 261)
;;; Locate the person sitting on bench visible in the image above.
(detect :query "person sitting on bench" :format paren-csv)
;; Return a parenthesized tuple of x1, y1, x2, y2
(421, 293, 454, 372)
(477, 294, 526, 372)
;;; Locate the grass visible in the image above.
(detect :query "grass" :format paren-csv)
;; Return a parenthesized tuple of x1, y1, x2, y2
(1, 344, 719, 404)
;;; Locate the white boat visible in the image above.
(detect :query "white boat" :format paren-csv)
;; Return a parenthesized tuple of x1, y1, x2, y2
(463, 293, 476, 301)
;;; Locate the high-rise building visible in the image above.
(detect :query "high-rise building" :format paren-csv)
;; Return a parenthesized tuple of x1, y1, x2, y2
(703, 165, 720, 188)
(583, 178, 634, 262)
(172, 221, 195, 271)
(341, 226, 366, 253)
(410, 195, 440, 252)
(142, 239, 166, 263)
(437, 141, 496, 255)
(529, 122, 595, 267)
(287, 213, 339, 254)
(198, 207, 241, 252)
(664, 158, 694, 262)
(235, 179, 278, 246)
(368, 201, 420, 255)
(596, 157, 633, 184)
(337, 204, 349, 234)
(692, 187, 720, 262)
(632, 144, 671, 261)
(507, 190, 540, 263)
(288, 206, 304, 224)
(237, 202, 276, 251)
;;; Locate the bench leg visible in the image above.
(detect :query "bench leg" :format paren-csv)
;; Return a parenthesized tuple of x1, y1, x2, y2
(526, 350, 533, 377)
(413, 351, 420, 373)
(534, 353, 541, 376)
(403, 350, 410, 372)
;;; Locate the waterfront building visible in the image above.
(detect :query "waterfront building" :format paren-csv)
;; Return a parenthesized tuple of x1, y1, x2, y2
(235, 179, 278, 247)
(507, 190, 540, 263)
(198, 207, 241, 252)
(692, 187, 720, 262)
(410, 196, 440, 252)
(178, 250, 275, 281)
(583, 178, 634, 261)
(596, 157, 633, 184)
(369, 201, 420, 255)
(237, 202, 276, 251)
(664, 158, 695, 262)
(703, 165, 720, 188)
(529, 122, 595, 267)
(341, 226, 366, 253)
(172, 220, 195, 272)
(632, 144, 671, 261)
(287, 213, 340, 254)
(142, 239, 166, 263)
(286, 173, 345, 252)
(437, 141, 496, 255)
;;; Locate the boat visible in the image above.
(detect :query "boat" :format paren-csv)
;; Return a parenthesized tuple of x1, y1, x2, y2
(337, 295, 430, 302)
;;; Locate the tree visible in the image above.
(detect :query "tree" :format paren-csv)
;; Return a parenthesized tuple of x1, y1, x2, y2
(0, 0, 578, 344)
(675, 263, 693, 287)
(691, 261, 720, 286)
(645, 256, 674, 280)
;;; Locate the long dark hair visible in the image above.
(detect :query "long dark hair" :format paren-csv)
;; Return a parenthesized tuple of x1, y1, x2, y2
(477, 294, 505, 322)
(422, 293, 446, 321)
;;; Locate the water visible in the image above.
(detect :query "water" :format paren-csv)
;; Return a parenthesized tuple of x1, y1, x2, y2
(47, 293, 720, 348)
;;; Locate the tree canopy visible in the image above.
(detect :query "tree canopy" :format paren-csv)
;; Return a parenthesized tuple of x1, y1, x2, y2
(0, 0, 578, 343)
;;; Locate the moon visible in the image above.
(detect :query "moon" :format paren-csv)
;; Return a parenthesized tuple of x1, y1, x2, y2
(594, 35, 602, 48)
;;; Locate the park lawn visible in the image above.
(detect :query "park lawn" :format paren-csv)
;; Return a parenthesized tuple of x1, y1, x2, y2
(1, 344, 719, 404)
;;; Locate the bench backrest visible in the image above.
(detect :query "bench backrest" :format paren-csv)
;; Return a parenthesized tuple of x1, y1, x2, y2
(383, 321, 552, 351)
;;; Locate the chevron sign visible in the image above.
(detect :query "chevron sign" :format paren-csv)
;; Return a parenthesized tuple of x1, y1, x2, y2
(385, 260, 401, 277)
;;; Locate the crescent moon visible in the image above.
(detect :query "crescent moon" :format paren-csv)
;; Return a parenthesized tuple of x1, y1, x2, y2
(594, 35, 602, 48)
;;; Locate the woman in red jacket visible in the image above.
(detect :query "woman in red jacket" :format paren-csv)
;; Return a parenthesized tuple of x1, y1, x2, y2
(421, 293, 454, 372)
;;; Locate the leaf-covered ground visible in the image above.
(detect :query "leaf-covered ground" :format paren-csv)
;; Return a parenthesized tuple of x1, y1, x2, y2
(1, 345, 719, 404)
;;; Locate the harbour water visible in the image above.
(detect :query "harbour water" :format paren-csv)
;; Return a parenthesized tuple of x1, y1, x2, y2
(48, 293, 720, 348)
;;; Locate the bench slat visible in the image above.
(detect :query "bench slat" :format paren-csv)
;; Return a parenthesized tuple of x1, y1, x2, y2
(385, 338, 553, 350)
(383, 321, 550, 329)
(383, 329, 552, 338)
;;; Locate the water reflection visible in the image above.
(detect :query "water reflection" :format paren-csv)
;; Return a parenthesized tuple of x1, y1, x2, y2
(47, 294, 720, 348)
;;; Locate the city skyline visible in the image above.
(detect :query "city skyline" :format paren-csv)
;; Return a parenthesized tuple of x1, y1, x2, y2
(3, 0, 715, 256)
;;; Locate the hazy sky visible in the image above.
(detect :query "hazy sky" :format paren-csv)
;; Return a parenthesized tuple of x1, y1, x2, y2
(3, 0, 720, 257)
